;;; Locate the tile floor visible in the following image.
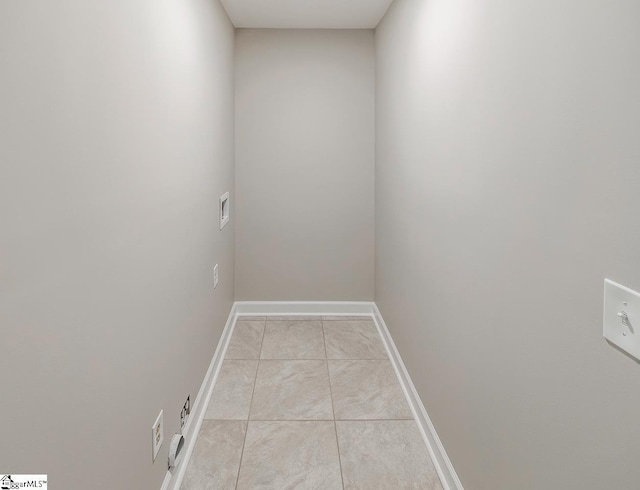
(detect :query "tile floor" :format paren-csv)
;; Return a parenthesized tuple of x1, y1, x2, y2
(181, 316, 443, 490)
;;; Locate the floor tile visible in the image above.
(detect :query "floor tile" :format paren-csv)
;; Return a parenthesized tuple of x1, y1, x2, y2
(180, 420, 246, 490)
(237, 421, 343, 490)
(250, 360, 333, 420)
(336, 420, 443, 489)
(226, 320, 265, 359)
(205, 360, 258, 420)
(261, 320, 325, 359)
(329, 360, 412, 420)
(322, 316, 372, 321)
(324, 320, 387, 359)
(266, 315, 322, 321)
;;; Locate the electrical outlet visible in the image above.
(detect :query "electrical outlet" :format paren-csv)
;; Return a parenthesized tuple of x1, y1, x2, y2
(180, 395, 191, 432)
(152, 410, 164, 462)
(213, 264, 219, 289)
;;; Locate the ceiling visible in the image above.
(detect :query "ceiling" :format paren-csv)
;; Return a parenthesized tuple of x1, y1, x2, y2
(219, 0, 395, 29)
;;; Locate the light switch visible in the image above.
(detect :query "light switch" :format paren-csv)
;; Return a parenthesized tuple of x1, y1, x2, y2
(603, 279, 640, 361)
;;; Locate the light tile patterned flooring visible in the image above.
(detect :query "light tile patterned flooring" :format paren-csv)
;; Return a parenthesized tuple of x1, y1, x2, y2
(181, 316, 443, 490)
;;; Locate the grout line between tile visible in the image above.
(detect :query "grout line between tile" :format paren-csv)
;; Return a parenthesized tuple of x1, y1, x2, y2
(227, 357, 390, 361)
(334, 420, 345, 490)
(242, 418, 415, 422)
(327, 358, 391, 361)
(323, 318, 345, 490)
(205, 418, 414, 422)
(320, 320, 333, 419)
(258, 358, 328, 361)
(234, 320, 266, 490)
(321, 320, 376, 322)
(264, 318, 323, 322)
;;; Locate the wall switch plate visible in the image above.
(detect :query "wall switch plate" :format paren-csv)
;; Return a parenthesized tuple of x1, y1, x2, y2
(220, 192, 230, 230)
(213, 264, 219, 288)
(152, 410, 164, 462)
(604, 279, 640, 361)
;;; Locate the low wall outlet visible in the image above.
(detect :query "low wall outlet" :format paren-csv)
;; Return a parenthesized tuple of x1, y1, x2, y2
(213, 264, 219, 288)
(152, 410, 164, 462)
(180, 395, 191, 431)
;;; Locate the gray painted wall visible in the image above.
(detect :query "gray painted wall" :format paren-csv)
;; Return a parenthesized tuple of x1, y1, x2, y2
(0, 1, 235, 488)
(375, 0, 640, 488)
(235, 29, 375, 301)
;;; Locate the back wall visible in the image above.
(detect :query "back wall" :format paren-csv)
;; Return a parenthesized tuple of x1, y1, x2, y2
(235, 29, 375, 300)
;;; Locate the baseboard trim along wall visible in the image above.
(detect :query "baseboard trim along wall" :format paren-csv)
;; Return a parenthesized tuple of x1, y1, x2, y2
(162, 302, 239, 490)
(163, 301, 463, 490)
(371, 303, 464, 490)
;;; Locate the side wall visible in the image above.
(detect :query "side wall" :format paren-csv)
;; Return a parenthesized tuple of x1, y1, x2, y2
(375, 0, 640, 488)
(235, 29, 375, 301)
(0, 1, 235, 488)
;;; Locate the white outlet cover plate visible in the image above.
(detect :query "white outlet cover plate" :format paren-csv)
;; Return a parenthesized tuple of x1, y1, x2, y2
(152, 410, 164, 461)
(604, 279, 640, 361)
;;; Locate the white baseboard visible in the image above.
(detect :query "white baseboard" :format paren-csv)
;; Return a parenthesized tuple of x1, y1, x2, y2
(163, 301, 462, 490)
(372, 303, 464, 490)
(162, 302, 239, 490)
(160, 470, 171, 490)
